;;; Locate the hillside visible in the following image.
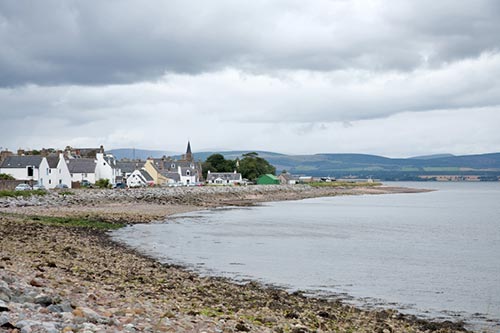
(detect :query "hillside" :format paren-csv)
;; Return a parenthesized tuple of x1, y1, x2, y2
(109, 148, 500, 181)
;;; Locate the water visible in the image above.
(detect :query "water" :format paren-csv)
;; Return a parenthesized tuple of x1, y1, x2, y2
(111, 182, 500, 331)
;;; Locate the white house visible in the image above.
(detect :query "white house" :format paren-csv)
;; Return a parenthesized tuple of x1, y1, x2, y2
(95, 153, 121, 185)
(68, 158, 97, 184)
(278, 173, 298, 185)
(1, 154, 71, 188)
(206, 170, 242, 185)
(179, 166, 198, 185)
(0, 156, 43, 182)
(126, 169, 154, 188)
(39, 154, 72, 189)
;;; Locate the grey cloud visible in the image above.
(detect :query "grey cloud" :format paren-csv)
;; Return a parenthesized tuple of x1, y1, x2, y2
(2, 0, 500, 86)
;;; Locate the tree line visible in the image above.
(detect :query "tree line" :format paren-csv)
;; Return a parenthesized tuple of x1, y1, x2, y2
(202, 152, 276, 181)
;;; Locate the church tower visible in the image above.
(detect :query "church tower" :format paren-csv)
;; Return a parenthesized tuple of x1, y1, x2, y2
(185, 141, 193, 161)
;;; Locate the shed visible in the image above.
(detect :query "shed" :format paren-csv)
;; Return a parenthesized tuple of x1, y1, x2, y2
(257, 174, 280, 185)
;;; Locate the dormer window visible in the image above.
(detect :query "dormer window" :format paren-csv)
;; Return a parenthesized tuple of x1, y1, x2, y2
(186, 170, 190, 176)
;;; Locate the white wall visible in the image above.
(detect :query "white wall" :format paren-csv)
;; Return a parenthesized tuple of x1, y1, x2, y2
(71, 172, 96, 184)
(57, 156, 72, 188)
(0, 167, 39, 181)
(38, 158, 49, 187)
(95, 153, 119, 185)
(126, 170, 146, 188)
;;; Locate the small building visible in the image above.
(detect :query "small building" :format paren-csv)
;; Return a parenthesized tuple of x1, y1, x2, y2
(126, 169, 154, 188)
(257, 174, 280, 185)
(278, 173, 298, 185)
(95, 153, 121, 185)
(0, 155, 43, 181)
(0, 154, 72, 188)
(206, 170, 243, 185)
(68, 158, 97, 184)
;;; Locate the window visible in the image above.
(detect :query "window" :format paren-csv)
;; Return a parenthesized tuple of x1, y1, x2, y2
(59, 179, 62, 184)
(46, 168, 49, 176)
(186, 170, 190, 176)
(59, 169, 61, 174)
(49, 179, 52, 184)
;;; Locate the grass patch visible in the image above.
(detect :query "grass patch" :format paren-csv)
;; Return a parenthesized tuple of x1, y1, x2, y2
(309, 181, 381, 187)
(58, 191, 74, 196)
(28, 215, 124, 230)
(0, 189, 48, 198)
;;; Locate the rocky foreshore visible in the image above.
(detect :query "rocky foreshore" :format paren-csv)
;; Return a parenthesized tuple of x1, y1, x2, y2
(0, 184, 469, 333)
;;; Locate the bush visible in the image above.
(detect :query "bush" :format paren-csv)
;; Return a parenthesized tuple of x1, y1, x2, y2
(95, 178, 111, 189)
(0, 173, 15, 180)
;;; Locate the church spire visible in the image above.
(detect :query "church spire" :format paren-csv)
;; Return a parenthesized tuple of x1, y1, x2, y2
(185, 141, 192, 161)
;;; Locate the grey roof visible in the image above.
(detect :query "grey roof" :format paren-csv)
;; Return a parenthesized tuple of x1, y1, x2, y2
(46, 156, 59, 168)
(104, 155, 117, 166)
(151, 158, 201, 171)
(161, 171, 180, 181)
(0, 156, 43, 169)
(207, 172, 242, 181)
(139, 169, 153, 181)
(68, 159, 96, 173)
(116, 161, 144, 173)
(180, 167, 198, 176)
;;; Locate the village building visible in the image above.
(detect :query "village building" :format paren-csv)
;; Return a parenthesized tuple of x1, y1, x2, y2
(95, 152, 121, 185)
(0, 153, 72, 188)
(0, 155, 43, 182)
(257, 174, 280, 185)
(126, 169, 154, 188)
(278, 173, 298, 185)
(116, 160, 145, 180)
(206, 170, 243, 185)
(68, 158, 97, 184)
(40, 154, 72, 189)
(146, 142, 202, 186)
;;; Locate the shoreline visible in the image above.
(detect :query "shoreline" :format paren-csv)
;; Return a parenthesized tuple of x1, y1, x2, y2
(0, 184, 470, 333)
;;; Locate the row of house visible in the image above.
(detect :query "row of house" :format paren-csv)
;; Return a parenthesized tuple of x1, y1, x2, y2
(0, 142, 248, 188)
(0, 148, 121, 189)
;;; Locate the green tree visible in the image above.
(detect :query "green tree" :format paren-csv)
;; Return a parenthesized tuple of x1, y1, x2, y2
(0, 173, 15, 180)
(95, 178, 111, 189)
(238, 153, 276, 181)
(202, 154, 236, 178)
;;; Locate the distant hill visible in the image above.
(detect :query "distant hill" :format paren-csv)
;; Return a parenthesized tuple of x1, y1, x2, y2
(110, 148, 500, 181)
(410, 154, 455, 160)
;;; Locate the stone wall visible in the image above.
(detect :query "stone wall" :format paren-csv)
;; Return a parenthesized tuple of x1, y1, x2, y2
(0, 180, 25, 191)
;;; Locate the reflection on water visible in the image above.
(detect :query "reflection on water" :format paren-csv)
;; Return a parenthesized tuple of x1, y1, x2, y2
(112, 182, 500, 331)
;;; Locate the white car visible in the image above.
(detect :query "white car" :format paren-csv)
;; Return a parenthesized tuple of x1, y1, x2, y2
(32, 183, 46, 190)
(14, 183, 32, 191)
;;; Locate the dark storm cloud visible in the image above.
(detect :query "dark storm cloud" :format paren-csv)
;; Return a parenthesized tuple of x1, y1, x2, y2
(1, 0, 500, 86)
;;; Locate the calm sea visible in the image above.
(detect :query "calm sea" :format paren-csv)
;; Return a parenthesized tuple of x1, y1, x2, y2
(111, 182, 500, 331)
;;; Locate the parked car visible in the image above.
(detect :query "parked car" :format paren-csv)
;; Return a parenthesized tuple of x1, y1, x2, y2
(113, 182, 127, 189)
(14, 183, 32, 191)
(32, 183, 46, 190)
(81, 180, 92, 188)
(55, 184, 69, 189)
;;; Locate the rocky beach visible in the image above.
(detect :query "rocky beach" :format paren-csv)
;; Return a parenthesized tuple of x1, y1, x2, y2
(0, 185, 469, 333)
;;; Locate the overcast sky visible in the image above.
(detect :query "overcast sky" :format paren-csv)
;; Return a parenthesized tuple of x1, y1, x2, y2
(1, 0, 500, 157)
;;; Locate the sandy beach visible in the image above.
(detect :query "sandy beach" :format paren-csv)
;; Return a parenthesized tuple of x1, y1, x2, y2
(0, 185, 468, 332)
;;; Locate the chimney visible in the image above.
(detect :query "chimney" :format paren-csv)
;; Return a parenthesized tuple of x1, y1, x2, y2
(17, 149, 25, 156)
